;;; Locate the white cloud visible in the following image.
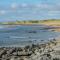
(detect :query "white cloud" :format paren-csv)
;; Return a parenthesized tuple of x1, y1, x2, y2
(47, 11, 60, 17)
(0, 10, 6, 15)
(11, 3, 18, 9)
(36, 4, 48, 8)
(48, 11, 60, 14)
(21, 3, 27, 7)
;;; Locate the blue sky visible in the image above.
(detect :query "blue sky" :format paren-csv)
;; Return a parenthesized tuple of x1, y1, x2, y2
(0, 0, 60, 21)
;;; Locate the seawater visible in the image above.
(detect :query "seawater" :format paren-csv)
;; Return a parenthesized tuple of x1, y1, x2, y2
(0, 25, 60, 47)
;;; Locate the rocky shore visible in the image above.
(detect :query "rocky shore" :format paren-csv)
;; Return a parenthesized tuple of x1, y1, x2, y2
(0, 38, 60, 60)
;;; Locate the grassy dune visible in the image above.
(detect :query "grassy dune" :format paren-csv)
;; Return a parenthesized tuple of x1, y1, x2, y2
(39, 19, 60, 26)
(39, 19, 60, 32)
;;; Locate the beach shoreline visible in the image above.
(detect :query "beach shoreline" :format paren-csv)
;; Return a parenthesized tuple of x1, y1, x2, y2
(0, 38, 60, 60)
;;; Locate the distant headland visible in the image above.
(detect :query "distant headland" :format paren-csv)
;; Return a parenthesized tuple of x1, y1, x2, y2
(0, 19, 60, 26)
(0, 19, 60, 32)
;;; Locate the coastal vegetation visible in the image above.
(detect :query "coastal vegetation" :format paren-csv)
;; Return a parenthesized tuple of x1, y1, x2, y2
(0, 19, 60, 25)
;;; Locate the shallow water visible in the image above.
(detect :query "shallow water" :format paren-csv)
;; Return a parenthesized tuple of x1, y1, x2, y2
(0, 25, 60, 47)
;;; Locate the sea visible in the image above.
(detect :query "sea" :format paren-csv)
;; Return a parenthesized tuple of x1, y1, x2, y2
(0, 25, 60, 47)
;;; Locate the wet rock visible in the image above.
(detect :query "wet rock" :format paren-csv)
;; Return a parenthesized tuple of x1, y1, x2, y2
(28, 31, 37, 33)
(41, 40, 44, 42)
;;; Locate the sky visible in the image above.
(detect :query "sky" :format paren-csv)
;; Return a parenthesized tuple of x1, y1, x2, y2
(0, 0, 60, 21)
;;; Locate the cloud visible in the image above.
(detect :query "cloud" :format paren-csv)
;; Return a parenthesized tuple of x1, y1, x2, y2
(11, 3, 18, 9)
(0, 10, 6, 15)
(21, 3, 28, 7)
(48, 11, 60, 14)
(47, 11, 60, 17)
(36, 4, 48, 8)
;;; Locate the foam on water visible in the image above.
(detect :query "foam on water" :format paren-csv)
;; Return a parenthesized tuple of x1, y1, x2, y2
(10, 36, 28, 39)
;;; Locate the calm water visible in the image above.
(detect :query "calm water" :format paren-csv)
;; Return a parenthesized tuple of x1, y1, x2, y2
(0, 25, 60, 47)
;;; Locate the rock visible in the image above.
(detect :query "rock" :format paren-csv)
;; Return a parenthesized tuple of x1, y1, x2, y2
(28, 31, 37, 33)
(17, 51, 32, 56)
(0, 50, 6, 58)
(12, 52, 18, 56)
(7, 48, 15, 54)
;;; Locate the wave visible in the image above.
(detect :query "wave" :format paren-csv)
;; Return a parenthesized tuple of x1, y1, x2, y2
(9, 36, 28, 39)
